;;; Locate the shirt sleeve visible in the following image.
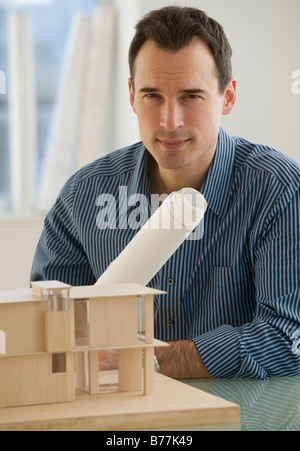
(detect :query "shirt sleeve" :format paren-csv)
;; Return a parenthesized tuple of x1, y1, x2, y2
(30, 176, 96, 286)
(193, 186, 300, 379)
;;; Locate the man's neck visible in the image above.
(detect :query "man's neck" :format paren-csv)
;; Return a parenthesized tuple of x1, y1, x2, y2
(148, 154, 213, 196)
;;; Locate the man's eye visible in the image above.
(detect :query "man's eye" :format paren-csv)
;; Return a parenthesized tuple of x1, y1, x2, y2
(145, 94, 160, 98)
(185, 95, 201, 99)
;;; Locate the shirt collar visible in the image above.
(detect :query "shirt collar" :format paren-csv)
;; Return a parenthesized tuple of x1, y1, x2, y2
(200, 128, 236, 219)
(128, 128, 236, 219)
(127, 143, 150, 199)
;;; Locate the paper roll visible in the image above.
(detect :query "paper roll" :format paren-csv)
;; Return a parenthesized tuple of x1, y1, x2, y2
(96, 188, 207, 286)
(0, 330, 6, 355)
(38, 13, 91, 213)
(8, 12, 36, 214)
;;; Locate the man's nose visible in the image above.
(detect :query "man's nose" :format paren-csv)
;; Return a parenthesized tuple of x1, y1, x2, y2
(159, 101, 184, 130)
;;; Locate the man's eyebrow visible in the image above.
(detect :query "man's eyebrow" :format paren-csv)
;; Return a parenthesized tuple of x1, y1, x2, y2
(139, 87, 160, 93)
(138, 88, 206, 94)
(180, 89, 206, 95)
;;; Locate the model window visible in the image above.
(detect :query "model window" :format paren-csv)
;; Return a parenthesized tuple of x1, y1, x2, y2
(51, 353, 66, 373)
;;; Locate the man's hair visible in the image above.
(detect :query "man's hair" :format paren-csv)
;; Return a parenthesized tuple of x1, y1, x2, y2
(129, 6, 232, 94)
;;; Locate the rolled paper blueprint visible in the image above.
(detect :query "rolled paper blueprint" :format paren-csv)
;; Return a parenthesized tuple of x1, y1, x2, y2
(0, 330, 6, 355)
(96, 188, 207, 286)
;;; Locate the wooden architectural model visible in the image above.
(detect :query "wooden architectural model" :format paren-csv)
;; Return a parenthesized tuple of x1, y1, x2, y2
(0, 281, 167, 408)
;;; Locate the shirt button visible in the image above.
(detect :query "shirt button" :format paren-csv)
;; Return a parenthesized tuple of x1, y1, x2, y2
(166, 319, 174, 327)
(167, 278, 174, 286)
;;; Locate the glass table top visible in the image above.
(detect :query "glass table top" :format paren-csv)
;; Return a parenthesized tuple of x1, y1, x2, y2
(182, 376, 300, 431)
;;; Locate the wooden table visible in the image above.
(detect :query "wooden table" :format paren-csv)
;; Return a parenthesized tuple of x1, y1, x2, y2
(0, 372, 240, 431)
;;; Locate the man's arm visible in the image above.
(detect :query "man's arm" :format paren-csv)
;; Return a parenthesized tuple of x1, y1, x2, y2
(158, 186, 300, 380)
(195, 187, 300, 379)
(30, 176, 96, 285)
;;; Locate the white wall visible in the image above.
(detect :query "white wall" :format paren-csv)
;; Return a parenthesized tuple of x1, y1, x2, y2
(110, 0, 140, 150)
(0, 216, 44, 290)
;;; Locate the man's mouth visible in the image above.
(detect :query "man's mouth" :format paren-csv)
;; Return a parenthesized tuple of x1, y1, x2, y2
(156, 138, 190, 151)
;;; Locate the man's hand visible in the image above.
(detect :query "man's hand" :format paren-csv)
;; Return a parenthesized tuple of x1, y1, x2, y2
(155, 340, 213, 379)
(98, 349, 118, 371)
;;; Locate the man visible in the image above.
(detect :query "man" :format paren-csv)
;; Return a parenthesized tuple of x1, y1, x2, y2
(31, 6, 300, 380)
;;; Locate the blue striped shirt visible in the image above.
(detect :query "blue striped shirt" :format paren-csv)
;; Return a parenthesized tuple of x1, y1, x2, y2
(31, 128, 300, 379)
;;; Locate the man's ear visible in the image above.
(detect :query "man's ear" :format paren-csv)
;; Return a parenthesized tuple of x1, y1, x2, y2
(128, 78, 137, 114)
(222, 78, 237, 115)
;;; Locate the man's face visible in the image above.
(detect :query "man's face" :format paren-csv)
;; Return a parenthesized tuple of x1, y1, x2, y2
(129, 38, 236, 172)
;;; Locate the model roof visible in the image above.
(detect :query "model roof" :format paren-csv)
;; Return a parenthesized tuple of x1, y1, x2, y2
(69, 283, 166, 299)
(0, 283, 166, 305)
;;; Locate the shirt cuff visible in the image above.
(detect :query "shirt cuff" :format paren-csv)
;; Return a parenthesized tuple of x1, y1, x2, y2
(193, 325, 242, 379)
